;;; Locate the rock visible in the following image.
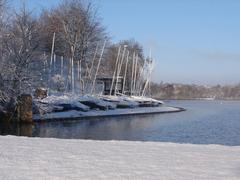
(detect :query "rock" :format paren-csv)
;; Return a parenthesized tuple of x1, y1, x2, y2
(34, 88, 47, 99)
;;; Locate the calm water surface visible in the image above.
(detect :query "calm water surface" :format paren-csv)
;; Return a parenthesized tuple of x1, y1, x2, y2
(1, 100, 240, 146)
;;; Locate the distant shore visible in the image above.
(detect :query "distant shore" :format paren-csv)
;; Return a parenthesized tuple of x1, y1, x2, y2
(154, 97, 240, 101)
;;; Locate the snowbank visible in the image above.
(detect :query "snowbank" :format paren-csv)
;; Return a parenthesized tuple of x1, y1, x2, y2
(0, 136, 239, 180)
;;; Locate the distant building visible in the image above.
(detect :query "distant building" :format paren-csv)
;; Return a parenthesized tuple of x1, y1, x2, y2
(97, 76, 123, 95)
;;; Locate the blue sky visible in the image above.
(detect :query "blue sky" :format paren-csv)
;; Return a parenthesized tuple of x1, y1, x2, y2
(12, 0, 240, 85)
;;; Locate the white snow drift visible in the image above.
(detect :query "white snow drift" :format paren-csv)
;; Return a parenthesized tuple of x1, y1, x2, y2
(0, 136, 240, 180)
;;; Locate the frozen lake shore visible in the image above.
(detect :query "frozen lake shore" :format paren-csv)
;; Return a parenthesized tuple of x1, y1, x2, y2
(0, 136, 239, 180)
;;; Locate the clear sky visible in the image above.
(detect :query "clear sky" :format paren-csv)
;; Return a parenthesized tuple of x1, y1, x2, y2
(12, 0, 240, 85)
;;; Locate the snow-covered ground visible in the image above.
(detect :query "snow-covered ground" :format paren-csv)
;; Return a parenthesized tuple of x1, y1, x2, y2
(0, 136, 239, 180)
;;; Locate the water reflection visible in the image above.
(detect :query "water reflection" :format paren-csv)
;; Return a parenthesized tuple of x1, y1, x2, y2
(1, 100, 240, 146)
(0, 123, 33, 137)
(33, 115, 159, 140)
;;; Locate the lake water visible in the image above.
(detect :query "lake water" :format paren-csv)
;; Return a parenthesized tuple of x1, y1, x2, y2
(1, 100, 240, 146)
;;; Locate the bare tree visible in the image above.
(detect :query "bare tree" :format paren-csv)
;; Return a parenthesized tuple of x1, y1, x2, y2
(103, 39, 145, 94)
(0, 0, 8, 103)
(2, 5, 40, 100)
(39, 0, 106, 91)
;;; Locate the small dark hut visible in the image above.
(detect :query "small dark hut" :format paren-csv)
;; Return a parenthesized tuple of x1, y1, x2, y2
(97, 76, 123, 95)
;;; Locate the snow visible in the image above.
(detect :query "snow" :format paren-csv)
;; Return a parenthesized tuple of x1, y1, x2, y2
(79, 94, 117, 110)
(39, 94, 116, 110)
(100, 94, 164, 107)
(0, 136, 239, 180)
(33, 94, 174, 120)
(37, 94, 90, 112)
(130, 95, 164, 104)
(33, 106, 181, 121)
(100, 95, 139, 107)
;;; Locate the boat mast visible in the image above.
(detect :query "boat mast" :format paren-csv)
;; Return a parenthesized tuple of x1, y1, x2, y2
(89, 43, 99, 80)
(109, 45, 121, 95)
(91, 39, 107, 94)
(130, 51, 135, 96)
(114, 45, 127, 96)
(61, 56, 63, 77)
(48, 32, 56, 93)
(142, 57, 154, 96)
(133, 54, 138, 95)
(122, 50, 130, 94)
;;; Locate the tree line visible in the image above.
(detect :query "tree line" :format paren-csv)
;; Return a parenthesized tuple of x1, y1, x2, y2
(151, 83, 240, 100)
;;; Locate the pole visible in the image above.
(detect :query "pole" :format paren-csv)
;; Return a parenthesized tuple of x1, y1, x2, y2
(53, 53, 56, 75)
(89, 43, 99, 79)
(109, 45, 121, 96)
(71, 57, 75, 93)
(48, 32, 56, 94)
(50, 32, 56, 71)
(122, 50, 129, 94)
(133, 54, 138, 96)
(61, 56, 63, 77)
(114, 45, 127, 96)
(130, 52, 135, 96)
(91, 39, 107, 94)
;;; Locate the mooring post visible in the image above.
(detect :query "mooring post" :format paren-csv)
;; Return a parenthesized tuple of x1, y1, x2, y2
(17, 94, 33, 123)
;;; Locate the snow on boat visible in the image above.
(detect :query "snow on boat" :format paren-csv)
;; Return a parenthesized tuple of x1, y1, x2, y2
(78, 95, 116, 110)
(33, 93, 185, 121)
(100, 95, 139, 108)
(130, 96, 164, 107)
(36, 94, 90, 112)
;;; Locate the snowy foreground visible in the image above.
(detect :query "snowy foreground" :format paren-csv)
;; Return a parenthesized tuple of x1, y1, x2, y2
(0, 136, 240, 180)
